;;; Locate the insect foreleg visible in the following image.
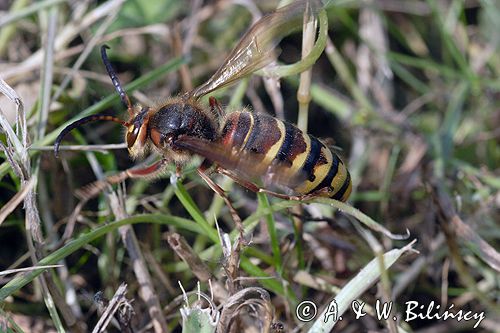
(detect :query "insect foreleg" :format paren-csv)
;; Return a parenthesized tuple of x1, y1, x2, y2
(63, 159, 170, 242)
(125, 158, 170, 178)
(75, 158, 169, 201)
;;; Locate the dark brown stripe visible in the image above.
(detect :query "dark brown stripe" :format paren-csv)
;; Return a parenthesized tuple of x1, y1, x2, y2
(332, 171, 351, 201)
(302, 136, 323, 182)
(243, 113, 281, 156)
(221, 112, 251, 148)
(308, 153, 339, 194)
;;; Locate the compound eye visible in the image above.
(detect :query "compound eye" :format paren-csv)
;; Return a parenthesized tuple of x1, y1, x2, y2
(127, 125, 139, 148)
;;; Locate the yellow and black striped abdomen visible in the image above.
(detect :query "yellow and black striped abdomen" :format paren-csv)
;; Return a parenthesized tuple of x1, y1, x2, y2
(220, 111, 352, 202)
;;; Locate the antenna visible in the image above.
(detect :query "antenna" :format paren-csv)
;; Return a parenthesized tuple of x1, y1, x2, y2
(54, 114, 128, 157)
(100, 45, 133, 115)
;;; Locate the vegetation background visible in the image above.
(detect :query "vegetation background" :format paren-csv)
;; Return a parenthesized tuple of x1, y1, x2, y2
(0, 0, 498, 332)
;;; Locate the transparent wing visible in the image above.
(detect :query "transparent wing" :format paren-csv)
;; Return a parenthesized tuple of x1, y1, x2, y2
(174, 135, 307, 192)
(189, 0, 322, 99)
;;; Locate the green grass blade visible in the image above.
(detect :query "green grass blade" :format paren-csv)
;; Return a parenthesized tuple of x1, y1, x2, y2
(0, 214, 200, 301)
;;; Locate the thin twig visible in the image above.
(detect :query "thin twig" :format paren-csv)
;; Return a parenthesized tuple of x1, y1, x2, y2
(1, 0, 125, 80)
(84, 151, 169, 333)
(92, 283, 131, 333)
(0, 177, 35, 225)
(0, 264, 63, 276)
(51, 6, 120, 102)
(33, 143, 127, 152)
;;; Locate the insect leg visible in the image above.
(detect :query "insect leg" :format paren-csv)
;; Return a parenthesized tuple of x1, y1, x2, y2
(215, 167, 303, 201)
(216, 168, 337, 201)
(197, 161, 246, 241)
(76, 159, 169, 201)
(295, 187, 332, 200)
(64, 159, 170, 241)
(126, 159, 169, 178)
